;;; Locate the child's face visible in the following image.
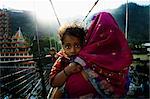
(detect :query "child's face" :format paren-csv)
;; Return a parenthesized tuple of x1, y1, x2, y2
(62, 35, 81, 57)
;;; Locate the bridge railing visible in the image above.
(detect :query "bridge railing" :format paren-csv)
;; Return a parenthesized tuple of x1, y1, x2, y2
(0, 57, 149, 98)
(0, 57, 53, 99)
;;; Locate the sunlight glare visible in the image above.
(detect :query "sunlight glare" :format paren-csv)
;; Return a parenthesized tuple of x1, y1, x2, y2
(34, 0, 55, 23)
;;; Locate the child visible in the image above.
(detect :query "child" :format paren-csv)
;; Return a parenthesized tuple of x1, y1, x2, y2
(49, 24, 101, 98)
(50, 12, 133, 98)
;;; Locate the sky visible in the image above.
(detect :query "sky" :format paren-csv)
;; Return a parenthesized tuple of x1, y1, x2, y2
(0, 0, 149, 24)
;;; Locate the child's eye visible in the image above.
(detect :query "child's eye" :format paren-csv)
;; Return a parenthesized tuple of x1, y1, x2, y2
(65, 45, 70, 49)
(74, 44, 81, 48)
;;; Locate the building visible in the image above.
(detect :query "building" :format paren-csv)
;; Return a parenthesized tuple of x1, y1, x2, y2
(0, 27, 35, 66)
(0, 9, 11, 36)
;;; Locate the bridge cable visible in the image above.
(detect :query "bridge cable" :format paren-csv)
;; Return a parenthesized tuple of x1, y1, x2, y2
(48, 0, 61, 49)
(82, 0, 100, 22)
(125, 0, 128, 39)
(48, 0, 61, 26)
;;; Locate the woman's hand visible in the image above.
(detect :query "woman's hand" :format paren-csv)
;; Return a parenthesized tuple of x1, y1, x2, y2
(65, 62, 82, 75)
(100, 80, 114, 95)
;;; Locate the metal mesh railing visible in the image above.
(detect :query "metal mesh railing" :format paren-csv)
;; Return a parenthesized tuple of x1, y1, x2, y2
(0, 58, 53, 99)
(0, 57, 149, 98)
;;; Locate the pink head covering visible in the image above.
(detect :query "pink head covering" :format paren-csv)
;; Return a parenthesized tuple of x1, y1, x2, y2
(79, 12, 133, 71)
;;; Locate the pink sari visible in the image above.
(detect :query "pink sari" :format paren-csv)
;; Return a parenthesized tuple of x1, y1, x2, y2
(79, 12, 132, 71)
(75, 12, 133, 96)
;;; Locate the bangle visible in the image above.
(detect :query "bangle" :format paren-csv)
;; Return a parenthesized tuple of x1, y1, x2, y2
(63, 69, 69, 76)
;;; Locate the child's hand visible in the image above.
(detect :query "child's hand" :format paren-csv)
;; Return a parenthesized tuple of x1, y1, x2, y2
(65, 62, 82, 75)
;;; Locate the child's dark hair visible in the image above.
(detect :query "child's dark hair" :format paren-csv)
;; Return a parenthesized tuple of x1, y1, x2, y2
(58, 24, 86, 45)
(50, 47, 56, 52)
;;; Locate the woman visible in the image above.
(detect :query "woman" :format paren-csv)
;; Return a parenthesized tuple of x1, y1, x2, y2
(74, 12, 133, 97)
(50, 12, 133, 98)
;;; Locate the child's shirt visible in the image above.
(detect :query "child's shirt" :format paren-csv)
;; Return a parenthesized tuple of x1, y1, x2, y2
(50, 56, 100, 98)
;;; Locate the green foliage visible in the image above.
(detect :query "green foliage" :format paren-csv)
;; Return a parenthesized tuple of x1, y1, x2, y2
(29, 34, 61, 57)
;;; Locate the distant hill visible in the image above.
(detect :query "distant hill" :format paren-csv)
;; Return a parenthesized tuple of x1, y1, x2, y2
(111, 3, 149, 43)
(8, 10, 36, 38)
(5, 2, 150, 43)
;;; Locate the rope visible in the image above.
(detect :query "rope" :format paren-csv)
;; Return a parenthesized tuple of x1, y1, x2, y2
(48, 0, 61, 26)
(48, 0, 61, 49)
(125, 0, 128, 39)
(82, 0, 100, 22)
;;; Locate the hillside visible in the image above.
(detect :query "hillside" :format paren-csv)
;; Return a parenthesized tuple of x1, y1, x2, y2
(111, 3, 149, 43)
(4, 2, 150, 43)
